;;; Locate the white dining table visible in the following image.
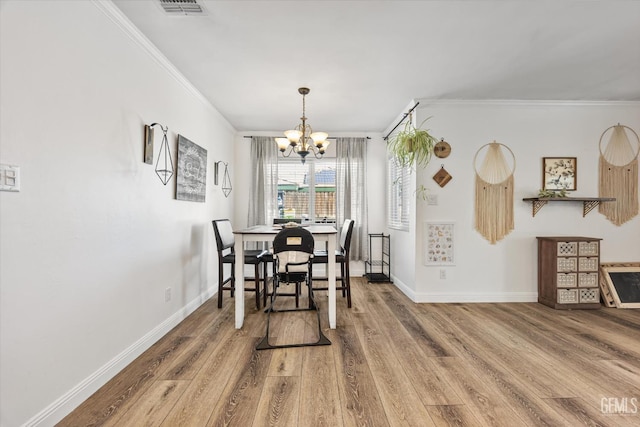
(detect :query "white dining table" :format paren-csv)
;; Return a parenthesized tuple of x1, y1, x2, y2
(233, 224, 338, 329)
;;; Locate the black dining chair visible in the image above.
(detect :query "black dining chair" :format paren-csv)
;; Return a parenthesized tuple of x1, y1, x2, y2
(312, 219, 355, 308)
(264, 218, 305, 305)
(256, 227, 331, 350)
(212, 219, 268, 310)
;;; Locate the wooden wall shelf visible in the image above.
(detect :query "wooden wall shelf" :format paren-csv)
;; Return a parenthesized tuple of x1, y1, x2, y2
(522, 197, 616, 217)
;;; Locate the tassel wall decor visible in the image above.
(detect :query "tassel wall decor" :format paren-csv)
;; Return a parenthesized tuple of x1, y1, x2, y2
(598, 124, 639, 226)
(473, 142, 516, 244)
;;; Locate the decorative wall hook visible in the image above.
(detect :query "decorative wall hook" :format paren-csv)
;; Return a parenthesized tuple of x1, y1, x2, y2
(144, 123, 174, 185)
(215, 161, 232, 197)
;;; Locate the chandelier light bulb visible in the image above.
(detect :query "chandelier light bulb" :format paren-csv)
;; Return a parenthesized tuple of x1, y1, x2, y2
(319, 139, 331, 153)
(284, 130, 302, 143)
(310, 132, 328, 147)
(275, 137, 290, 152)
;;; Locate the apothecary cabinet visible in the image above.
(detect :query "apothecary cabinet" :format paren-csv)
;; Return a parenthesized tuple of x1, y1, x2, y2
(537, 236, 601, 309)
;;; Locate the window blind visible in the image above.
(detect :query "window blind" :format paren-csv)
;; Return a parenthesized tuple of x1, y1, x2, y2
(388, 157, 409, 230)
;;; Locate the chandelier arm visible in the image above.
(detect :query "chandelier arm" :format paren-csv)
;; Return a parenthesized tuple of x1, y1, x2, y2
(282, 144, 294, 157)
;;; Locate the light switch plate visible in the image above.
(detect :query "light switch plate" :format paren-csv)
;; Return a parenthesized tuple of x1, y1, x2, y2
(0, 164, 21, 192)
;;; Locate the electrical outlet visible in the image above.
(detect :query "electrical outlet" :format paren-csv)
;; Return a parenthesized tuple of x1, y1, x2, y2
(165, 287, 172, 302)
(0, 164, 20, 192)
(427, 194, 438, 205)
(439, 269, 446, 279)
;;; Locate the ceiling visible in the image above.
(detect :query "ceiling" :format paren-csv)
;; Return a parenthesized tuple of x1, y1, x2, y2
(112, 0, 640, 133)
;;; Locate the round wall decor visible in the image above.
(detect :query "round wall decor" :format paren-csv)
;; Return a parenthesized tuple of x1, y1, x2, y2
(434, 138, 451, 158)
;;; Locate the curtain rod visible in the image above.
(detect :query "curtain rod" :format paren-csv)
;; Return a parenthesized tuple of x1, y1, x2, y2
(243, 136, 371, 140)
(383, 102, 420, 141)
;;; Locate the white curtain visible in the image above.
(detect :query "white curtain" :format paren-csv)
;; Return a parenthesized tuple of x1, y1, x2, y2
(336, 137, 368, 260)
(248, 136, 279, 226)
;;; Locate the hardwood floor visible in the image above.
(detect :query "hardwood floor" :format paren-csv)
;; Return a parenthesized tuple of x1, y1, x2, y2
(59, 278, 640, 426)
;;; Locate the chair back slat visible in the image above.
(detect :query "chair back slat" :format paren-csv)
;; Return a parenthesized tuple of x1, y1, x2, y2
(212, 219, 235, 252)
(339, 219, 355, 252)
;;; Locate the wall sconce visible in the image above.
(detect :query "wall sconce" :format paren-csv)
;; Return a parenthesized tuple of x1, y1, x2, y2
(144, 123, 174, 185)
(215, 161, 232, 197)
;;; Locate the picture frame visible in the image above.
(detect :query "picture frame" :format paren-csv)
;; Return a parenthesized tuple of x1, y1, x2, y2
(424, 222, 455, 265)
(176, 134, 207, 203)
(542, 157, 577, 191)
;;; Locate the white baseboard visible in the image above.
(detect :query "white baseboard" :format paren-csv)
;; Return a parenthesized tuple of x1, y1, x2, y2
(412, 292, 538, 303)
(389, 274, 416, 301)
(389, 275, 537, 303)
(24, 286, 217, 427)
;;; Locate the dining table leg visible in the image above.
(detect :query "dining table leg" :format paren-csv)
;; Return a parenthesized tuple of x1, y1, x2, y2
(327, 233, 336, 329)
(234, 236, 245, 329)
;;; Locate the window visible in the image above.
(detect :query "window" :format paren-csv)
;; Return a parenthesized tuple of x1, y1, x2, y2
(388, 157, 409, 230)
(277, 157, 336, 223)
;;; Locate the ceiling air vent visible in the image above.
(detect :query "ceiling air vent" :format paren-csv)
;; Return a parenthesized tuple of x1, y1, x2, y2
(157, 0, 206, 15)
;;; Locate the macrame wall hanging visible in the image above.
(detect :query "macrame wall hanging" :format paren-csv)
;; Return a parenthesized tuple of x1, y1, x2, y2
(473, 141, 516, 244)
(598, 124, 640, 226)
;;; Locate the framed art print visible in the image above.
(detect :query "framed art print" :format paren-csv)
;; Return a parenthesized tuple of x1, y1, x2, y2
(542, 157, 577, 191)
(424, 222, 455, 265)
(176, 134, 207, 202)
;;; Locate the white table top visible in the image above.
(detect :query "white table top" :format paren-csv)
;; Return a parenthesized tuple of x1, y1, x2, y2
(234, 224, 337, 235)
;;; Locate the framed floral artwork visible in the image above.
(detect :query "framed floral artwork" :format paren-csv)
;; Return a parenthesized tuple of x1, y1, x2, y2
(424, 222, 455, 265)
(542, 157, 577, 191)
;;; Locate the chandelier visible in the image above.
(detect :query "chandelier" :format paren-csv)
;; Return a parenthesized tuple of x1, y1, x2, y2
(275, 87, 330, 163)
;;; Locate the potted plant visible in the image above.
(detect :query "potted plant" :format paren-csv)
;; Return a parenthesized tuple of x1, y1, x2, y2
(538, 188, 568, 198)
(387, 118, 438, 168)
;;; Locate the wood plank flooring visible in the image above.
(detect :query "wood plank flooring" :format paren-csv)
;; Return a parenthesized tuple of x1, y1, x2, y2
(59, 278, 640, 426)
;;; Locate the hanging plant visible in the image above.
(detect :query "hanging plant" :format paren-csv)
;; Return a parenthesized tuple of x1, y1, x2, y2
(387, 118, 438, 168)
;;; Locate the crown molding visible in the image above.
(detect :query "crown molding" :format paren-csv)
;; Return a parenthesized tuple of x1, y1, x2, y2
(91, 0, 235, 132)
(414, 98, 640, 107)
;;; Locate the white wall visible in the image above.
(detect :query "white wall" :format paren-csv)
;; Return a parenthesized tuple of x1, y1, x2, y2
(397, 100, 640, 302)
(0, 2, 235, 425)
